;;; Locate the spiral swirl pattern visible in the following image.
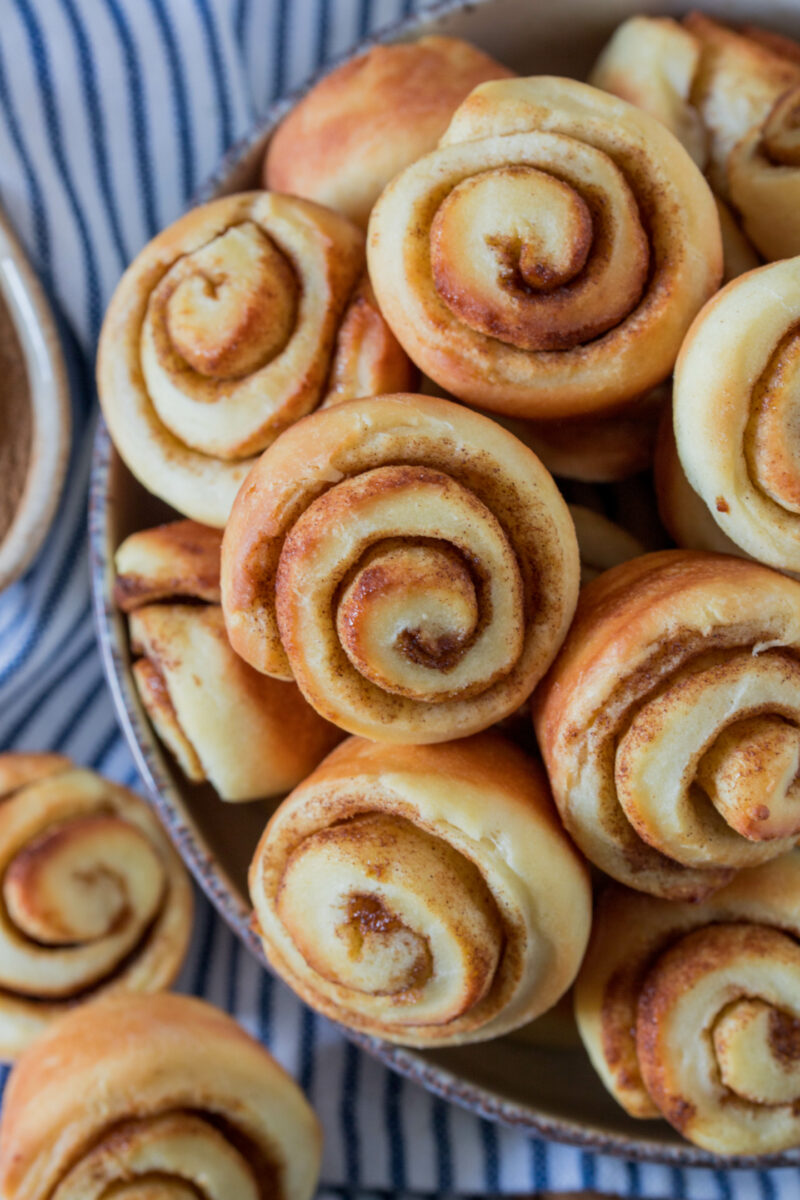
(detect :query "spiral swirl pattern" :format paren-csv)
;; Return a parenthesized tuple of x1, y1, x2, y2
(0, 993, 320, 1200)
(249, 733, 591, 1046)
(575, 852, 800, 1153)
(221, 394, 579, 743)
(367, 76, 721, 423)
(682, 13, 800, 200)
(672, 259, 800, 575)
(97, 193, 411, 527)
(0, 757, 192, 1058)
(728, 85, 800, 261)
(116, 521, 340, 801)
(533, 551, 800, 900)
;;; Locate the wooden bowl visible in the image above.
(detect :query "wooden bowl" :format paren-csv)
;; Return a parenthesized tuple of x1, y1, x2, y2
(0, 209, 70, 591)
(89, 0, 800, 1167)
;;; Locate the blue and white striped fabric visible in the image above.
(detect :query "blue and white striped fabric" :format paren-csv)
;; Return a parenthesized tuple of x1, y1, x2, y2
(0, 3, 798, 1197)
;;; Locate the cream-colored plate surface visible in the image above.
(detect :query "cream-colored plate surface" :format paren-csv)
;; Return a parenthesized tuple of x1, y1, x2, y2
(90, 0, 800, 1166)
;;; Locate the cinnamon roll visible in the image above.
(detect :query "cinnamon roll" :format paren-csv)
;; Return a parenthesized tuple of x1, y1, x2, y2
(591, 16, 800, 266)
(715, 196, 761, 283)
(249, 732, 591, 1046)
(117, 522, 340, 801)
(0, 992, 320, 1199)
(264, 36, 512, 228)
(97, 193, 411, 526)
(505, 384, 667, 483)
(575, 852, 800, 1153)
(568, 505, 643, 585)
(728, 84, 800, 260)
(367, 76, 721, 423)
(533, 551, 800, 900)
(670, 259, 800, 575)
(221, 394, 579, 743)
(0, 755, 191, 1058)
(589, 15, 708, 167)
(683, 13, 800, 202)
(654, 412, 744, 560)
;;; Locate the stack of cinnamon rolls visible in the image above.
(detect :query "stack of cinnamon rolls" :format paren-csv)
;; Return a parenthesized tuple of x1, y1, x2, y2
(6, 12, 796, 1174)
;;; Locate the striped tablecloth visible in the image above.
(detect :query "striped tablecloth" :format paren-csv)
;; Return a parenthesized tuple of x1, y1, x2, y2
(0, 3, 797, 1196)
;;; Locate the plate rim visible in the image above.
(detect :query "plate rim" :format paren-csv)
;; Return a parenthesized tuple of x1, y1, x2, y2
(87, 0, 800, 1168)
(0, 206, 71, 592)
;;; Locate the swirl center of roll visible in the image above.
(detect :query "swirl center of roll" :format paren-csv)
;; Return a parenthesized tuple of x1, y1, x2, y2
(53, 1112, 262, 1200)
(2, 815, 165, 945)
(428, 156, 649, 352)
(613, 651, 800, 868)
(762, 86, 800, 166)
(275, 812, 502, 1025)
(713, 997, 800, 1106)
(276, 463, 526, 707)
(337, 540, 480, 694)
(746, 325, 800, 513)
(697, 715, 800, 841)
(150, 222, 298, 381)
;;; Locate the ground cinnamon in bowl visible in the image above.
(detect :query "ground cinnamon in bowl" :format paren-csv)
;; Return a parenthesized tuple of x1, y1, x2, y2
(0, 207, 70, 591)
(0, 302, 32, 546)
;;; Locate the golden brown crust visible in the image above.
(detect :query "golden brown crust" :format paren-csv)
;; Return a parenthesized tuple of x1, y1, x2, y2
(727, 87, 800, 260)
(591, 15, 794, 264)
(533, 550, 800, 899)
(0, 753, 72, 800)
(221, 393, 579, 744)
(0, 992, 321, 1200)
(249, 731, 591, 1046)
(672, 259, 800, 573)
(683, 12, 800, 198)
(368, 76, 721, 423)
(130, 604, 341, 801)
(97, 192, 409, 527)
(575, 855, 800, 1152)
(114, 519, 222, 610)
(0, 759, 192, 1058)
(589, 15, 707, 166)
(321, 275, 417, 407)
(500, 384, 666, 484)
(117, 521, 340, 802)
(264, 36, 512, 228)
(567, 505, 644, 586)
(742, 25, 800, 66)
(654, 408, 746, 559)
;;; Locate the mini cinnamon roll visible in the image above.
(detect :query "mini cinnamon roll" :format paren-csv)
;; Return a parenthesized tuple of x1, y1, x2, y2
(0, 992, 320, 1199)
(728, 84, 800, 260)
(222, 394, 579, 743)
(589, 15, 708, 167)
(264, 36, 512, 228)
(568, 505, 643, 585)
(367, 76, 721, 424)
(97, 193, 411, 526)
(533, 551, 800, 900)
(576, 852, 800, 1153)
(683, 12, 800, 201)
(0, 755, 191, 1058)
(117, 522, 340, 801)
(249, 732, 591, 1046)
(714, 196, 761, 282)
(670, 258, 800, 575)
(591, 16, 793, 267)
(504, 384, 667, 483)
(654, 412, 744, 560)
